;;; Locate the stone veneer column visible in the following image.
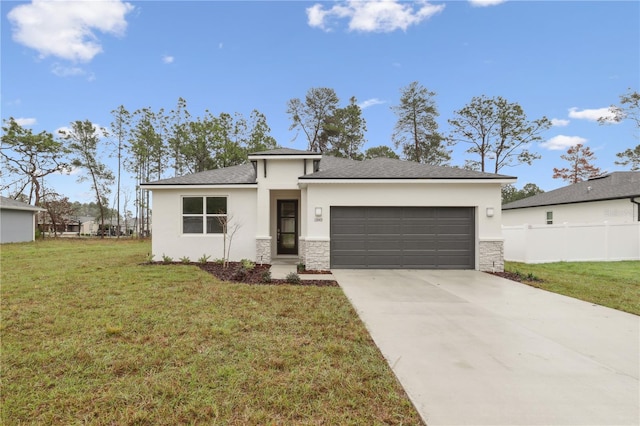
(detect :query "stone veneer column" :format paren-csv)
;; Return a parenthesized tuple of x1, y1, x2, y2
(479, 239, 504, 272)
(255, 237, 272, 265)
(298, 238, 306, 266)
(303, 239, 331, 271)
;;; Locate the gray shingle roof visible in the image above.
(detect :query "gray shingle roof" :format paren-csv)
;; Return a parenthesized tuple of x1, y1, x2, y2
(250, 148, 319, 156)
(502, 172, 640, 210)
(0, 196, 45, 211)
(144, 163, 257, 185)
(301, 157, 515, 180)
(143, 149, 515, 186)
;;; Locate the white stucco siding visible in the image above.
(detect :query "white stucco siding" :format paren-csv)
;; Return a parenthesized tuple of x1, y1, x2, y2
(304, 181, 504, 240)
(256, 159, 306, 189)
(150, 187, 257, 262)
(502, 199, 638, 226)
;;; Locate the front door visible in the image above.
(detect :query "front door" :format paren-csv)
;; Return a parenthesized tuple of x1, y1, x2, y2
(277, 200, 298, 255)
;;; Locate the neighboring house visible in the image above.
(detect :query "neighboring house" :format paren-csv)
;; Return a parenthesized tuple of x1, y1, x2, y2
(141, 148, 515, 271)
(502, 172, 640, 263)
(0, 196, 45, 243)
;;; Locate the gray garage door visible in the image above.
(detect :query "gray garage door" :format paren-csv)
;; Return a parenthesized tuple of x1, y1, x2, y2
(330, 207, 475, 269)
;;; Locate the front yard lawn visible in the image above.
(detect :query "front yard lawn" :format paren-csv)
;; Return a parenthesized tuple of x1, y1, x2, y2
(1, 239, 422, 425)
(504, 261, 640, 315)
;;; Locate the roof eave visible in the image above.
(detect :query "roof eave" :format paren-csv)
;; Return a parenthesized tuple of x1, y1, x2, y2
(502, 194, 640, 210)
(299, 177, 516, 185)
(140, 183, 258, 190)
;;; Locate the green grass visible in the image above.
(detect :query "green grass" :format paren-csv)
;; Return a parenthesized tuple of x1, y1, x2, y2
(1, 239, 422, 425)
(505, 260, 640, 315)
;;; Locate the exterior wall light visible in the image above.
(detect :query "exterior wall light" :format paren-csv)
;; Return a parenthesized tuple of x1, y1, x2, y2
(315, 207, 323, 217)
(486, 207, 495, 217)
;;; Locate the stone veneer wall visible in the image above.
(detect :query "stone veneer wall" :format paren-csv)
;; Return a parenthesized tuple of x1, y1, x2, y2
(303, 239, 330, 271)
(479, 240, 504, 272)
(298, 238, 306, 266)
(255, 237, 272, 265)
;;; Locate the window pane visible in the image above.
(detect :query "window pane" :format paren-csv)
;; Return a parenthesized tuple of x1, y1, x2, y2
(207, 197, 227, 214)
(183, 217, 203, 233)
(207, 216, 225, 234)
(183, 197, 203, 214)
(281, 218, 295, 233)
(281, 234, 295, 249)
(280, 201, 296, 217)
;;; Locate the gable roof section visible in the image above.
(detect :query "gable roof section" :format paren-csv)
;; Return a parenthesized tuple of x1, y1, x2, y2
(301, 157, 515, 180)
(0, 196, 45, 212)
(502, 172, 640, 210)
(142, 149, 515, 186)
(143, 163, 257, 186)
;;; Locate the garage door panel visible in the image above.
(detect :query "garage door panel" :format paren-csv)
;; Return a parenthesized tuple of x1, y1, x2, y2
(331, 206, 475, 269)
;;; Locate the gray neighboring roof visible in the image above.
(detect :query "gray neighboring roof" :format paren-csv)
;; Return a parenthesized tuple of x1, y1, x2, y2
(143, 163, 257, 186)
(0, 196, 45, 212)
(301, 157, 515, 180)
(502, 172, 640, 210)
(142, 149, 515, 186)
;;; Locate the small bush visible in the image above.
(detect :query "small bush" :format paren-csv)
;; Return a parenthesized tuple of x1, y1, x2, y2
(198, 254, 211, 264)
(297, 262, 306, 272)
(285, 272, 301, 284)
(241, 259, 256, 271)
(145, 253, 154, 264)
(261, 270, 272, 283)
(179, 256, 191, 264)
(232, 266, 248, 282)
(161, 254, 173, 264)
(214, 258, 225, 265)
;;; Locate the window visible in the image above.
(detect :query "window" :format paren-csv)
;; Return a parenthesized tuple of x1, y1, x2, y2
(546, 211, 553, 225)
(182, 196, 227, 234)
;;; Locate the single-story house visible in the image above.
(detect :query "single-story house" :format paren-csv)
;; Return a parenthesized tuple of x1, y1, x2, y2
(502, 172, 640, 263)
(502, 172, 640, 226)
(141, 148, 516, 271)
(0, 196, 45, 243)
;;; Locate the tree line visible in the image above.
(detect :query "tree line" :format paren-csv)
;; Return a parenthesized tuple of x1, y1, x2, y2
(2, 85, 638, 232)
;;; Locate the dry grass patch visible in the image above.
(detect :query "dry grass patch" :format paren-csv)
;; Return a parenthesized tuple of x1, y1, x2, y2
(1, 239, 422, 425)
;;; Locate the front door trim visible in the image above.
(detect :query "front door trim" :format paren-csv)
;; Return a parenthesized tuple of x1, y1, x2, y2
(277, 199, 298, 255)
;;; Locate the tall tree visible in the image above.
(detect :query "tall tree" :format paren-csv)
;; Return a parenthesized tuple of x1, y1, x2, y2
(245, 110, 278, 153)
(552, 143, 603, 184)
(364, 145, 400, 160)
(61, 120, 115, 238)
(167, 97, 191, 177)
(109, 105, 131, 239)
(502, 183, 545, 204)
(392, 81, 449, 165)
(449, 95, 551, 173)
(325, 96, 367, 160)
(615, 146, 640, 171)
(600, 89, 640, 170)
(287, 87, 339, 152)
(1, 118, 69, 205)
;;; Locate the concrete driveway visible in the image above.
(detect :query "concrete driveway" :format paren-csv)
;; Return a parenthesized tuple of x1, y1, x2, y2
(332, 269, 639, 426)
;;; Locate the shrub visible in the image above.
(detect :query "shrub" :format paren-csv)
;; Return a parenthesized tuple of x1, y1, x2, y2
(145, 253, 154, 264)
(285, 272, 301, 284)
(261, 270, 272, 283)
(179, 256, 191, 264)
(198, 254, 211, 264)
(241, 259, 256, 271)
(297, 262, 306, 272)
(232, 265, 248, 282)
(161, 254, 173, 264)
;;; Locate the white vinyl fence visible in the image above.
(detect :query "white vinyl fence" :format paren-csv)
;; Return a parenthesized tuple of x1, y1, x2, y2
(502, 222, 640, 263)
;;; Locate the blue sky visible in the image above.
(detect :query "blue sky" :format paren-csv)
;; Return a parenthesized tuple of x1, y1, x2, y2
(2, 0, 639, 204)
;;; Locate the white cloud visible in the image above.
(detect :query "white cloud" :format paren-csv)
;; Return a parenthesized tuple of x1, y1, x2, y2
(359, 98, 386, 109)
(219, 42, 224, 49)
(540, 135, 587, 151)
(14, 117, 37, 126)
(51, 63, 86, 77)
(568, 107, 617, 123)
(162, 55, 175, 64)
(469, 0, 507, 7)
(307, 0, 445, 33)
(551, 118, 570, 127)
(7, 0, 134, 63)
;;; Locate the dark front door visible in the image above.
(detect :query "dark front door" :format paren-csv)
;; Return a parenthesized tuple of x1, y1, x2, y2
(277, 200, 298, 255)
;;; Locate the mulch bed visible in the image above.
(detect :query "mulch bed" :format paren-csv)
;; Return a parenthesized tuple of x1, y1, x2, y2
(488, 271, 544, 286)
(146, 261, 338, 286)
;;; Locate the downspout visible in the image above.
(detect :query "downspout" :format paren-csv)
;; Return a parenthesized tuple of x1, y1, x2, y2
(631, 197, 640, 222)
